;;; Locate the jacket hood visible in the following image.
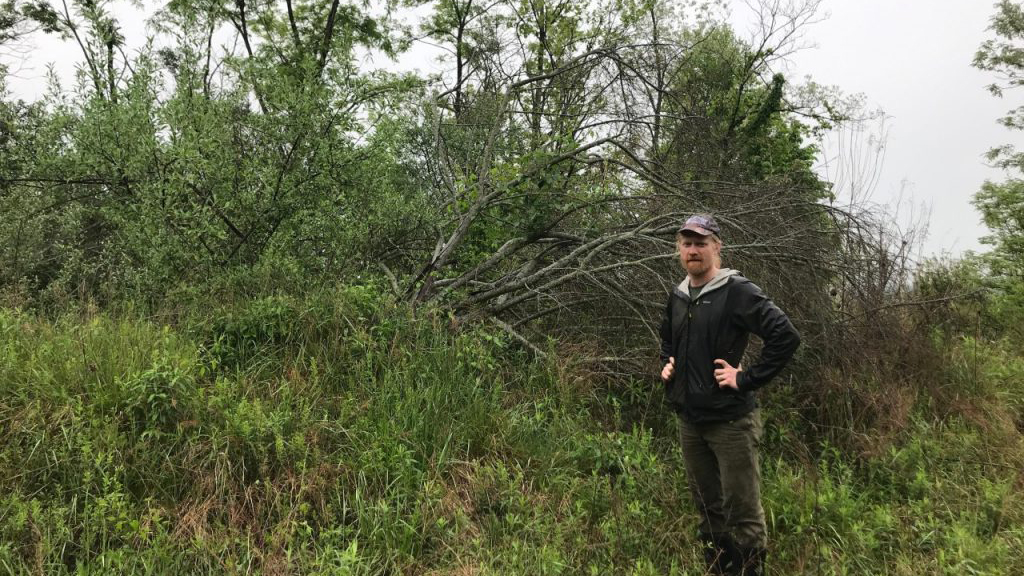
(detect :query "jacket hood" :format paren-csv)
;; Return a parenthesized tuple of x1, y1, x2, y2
(677, 268, 740, 299)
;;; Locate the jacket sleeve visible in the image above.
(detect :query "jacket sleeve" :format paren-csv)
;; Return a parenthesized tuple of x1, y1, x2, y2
(659, 293, 674, 364)
(732, 281, 801, 393)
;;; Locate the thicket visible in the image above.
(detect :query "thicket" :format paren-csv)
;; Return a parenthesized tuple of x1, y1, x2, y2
(1, 278, 1022, 574)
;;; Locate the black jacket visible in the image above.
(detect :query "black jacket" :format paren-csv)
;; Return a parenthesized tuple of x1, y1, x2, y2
(659, 269, 800, 423)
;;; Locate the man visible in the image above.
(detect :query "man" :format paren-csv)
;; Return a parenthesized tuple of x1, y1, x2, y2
(659, 214, 800, 576)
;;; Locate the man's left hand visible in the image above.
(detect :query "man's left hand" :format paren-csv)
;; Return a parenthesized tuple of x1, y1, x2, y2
(714, 359, 741, 391)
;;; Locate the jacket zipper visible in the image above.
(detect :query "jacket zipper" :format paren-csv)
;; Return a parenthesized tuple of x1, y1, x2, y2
(682, 295, 694, 391)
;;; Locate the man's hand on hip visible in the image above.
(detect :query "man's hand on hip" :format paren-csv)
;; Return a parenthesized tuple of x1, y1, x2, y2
(661, 357, 675, 382)
(714, 359, 741, 390)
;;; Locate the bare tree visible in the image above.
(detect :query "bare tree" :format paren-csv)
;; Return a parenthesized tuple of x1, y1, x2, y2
(385, 0, 858, 377)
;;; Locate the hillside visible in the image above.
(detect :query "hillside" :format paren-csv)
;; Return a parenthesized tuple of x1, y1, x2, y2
(2, 287, 1021, 574)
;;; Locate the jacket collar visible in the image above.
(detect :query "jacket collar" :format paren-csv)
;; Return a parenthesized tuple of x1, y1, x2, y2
(676, 268, 740, 300)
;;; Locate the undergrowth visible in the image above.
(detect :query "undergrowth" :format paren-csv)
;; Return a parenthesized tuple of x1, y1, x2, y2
(1, 286, 1021, 574)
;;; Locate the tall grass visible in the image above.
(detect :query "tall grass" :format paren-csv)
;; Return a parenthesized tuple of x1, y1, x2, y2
(1, 286, 1022, 574)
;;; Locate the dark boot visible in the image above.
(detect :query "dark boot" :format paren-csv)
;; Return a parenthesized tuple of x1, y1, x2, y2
(699, 533, 740, 575)
(735, 547, 766, 576)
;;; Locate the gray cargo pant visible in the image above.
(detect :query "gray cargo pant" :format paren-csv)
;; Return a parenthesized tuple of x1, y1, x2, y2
(678, 409, 766, 549)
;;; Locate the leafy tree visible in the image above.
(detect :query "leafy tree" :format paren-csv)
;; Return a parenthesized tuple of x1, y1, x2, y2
(972, 0, 1024, 335)
(1, 0, 426, 301)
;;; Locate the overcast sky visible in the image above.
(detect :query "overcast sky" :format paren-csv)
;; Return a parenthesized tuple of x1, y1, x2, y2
(4, 0, 1015, 258)
(729, 0, 1014, 258)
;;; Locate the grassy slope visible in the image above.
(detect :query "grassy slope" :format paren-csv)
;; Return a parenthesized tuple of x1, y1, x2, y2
(1, 287, 1022, 575)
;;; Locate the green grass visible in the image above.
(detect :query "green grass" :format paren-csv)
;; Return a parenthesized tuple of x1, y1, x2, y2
(1, 287, 1022, 574)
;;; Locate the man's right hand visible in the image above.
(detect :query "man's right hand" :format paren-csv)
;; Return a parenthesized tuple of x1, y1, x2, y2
(661, 357, 675, 382)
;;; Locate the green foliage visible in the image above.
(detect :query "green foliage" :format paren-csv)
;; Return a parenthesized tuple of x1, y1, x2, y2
(1, 1, 1023, 572)
(975, 0, 1024, 137)
(2, 285, 1023, 574)
(663, 27, 824, 191)
(975, 179, 1024, 276)
(974, 1, 1024, 328)
(1, 0, 426, 304)
(764, 422, 1023, 576)
(916, 255, 1024, 348)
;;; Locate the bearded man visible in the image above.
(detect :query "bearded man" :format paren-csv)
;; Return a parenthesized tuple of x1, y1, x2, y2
(659, 214, 801, 576)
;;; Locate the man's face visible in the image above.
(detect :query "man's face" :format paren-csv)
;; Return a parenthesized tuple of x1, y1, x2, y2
(677, 233, 719, 277)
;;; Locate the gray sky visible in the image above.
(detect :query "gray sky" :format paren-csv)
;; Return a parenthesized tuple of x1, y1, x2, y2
(4, 0, 1014, 258)
(729, 0, 1014, 258)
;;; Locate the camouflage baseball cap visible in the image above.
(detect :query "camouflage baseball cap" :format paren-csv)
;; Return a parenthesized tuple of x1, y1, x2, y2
(678, 214, 721, 236)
